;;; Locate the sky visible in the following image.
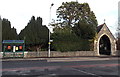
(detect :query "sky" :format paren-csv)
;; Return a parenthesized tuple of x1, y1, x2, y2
(0, 0, 119, 37)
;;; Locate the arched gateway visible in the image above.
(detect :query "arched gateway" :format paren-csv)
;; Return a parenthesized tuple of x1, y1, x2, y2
(94, 23, 116, 56)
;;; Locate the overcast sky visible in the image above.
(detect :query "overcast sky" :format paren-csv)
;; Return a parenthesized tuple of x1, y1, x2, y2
(0, 0, 119, 37)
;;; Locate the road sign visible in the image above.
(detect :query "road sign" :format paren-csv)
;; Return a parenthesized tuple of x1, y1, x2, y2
(50, 40, 53, 42)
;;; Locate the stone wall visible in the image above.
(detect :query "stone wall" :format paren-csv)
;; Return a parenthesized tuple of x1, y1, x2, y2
(24, 51, 96, 58)
(115, 50, 120, 56)
(1, 50, 119, 58)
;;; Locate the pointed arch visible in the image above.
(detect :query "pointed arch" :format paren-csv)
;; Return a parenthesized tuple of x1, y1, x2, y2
(98, 34, 111, 55)
(94, 23, 116, 56)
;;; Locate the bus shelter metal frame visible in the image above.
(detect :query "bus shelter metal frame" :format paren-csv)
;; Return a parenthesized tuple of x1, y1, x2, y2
(2, 40, 25, 58)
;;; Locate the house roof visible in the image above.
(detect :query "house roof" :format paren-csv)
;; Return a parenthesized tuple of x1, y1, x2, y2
(97, 23, 116, 40)
(97, 23, 105, 33)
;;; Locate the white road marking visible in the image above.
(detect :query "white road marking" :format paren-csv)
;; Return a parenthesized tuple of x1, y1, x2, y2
(49, 73, 57, 76)
(72, 68, 102, 77)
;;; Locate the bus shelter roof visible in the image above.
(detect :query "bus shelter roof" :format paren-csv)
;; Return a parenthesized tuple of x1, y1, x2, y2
(2, 40, 24, 44)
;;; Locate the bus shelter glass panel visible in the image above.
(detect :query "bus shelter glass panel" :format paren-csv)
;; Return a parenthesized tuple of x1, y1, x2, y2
(2, 40, 25, 58)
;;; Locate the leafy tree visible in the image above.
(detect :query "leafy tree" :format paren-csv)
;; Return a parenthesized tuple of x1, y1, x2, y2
(51, 26, 91, 51)
(73, 19, 97, 39)
(56, 1, 98, 39)
(2, 18, 18, 40)
(56, 2, 98, 27)
(51, 1, 98, 51)
(19, 16, 49, 51)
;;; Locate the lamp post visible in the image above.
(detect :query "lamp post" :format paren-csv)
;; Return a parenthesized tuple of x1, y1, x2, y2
(48, 3, 54, 57)
(0, 17, 2, 54)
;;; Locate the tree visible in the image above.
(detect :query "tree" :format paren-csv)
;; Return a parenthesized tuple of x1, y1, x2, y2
(19, 16, 49, 51)
(2, 18, 18, 40)
(51, 26, 91, 51)
(51, 2, 98, 51)
(73, 19, 97, 39)
(56, 1, 98, 39)
(56, 2, 98, 27)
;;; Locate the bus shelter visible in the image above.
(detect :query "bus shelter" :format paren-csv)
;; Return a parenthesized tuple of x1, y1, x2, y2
(2, 40, 25, 58)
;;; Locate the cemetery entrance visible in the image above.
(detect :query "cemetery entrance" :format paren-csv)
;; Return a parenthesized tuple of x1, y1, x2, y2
(99, 35, 111, 55)
(94, 23, 116, 56)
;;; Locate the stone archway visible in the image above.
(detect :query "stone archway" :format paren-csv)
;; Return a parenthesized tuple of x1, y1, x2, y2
(99, 35, 111, 55)
(94, 23, 116, 56)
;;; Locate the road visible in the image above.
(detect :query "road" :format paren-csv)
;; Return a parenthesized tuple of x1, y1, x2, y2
(1, 57, 120, 77)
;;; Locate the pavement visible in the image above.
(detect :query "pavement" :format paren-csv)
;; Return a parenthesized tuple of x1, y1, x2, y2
(1, 56, 119, 62)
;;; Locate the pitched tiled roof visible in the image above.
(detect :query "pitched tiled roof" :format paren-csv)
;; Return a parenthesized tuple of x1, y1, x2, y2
(97, 23, 105, 33)
(97, 23, 116, 40)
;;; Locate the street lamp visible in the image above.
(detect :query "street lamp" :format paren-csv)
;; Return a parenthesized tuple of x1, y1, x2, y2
(48, 3, 54, 57)
(0, 18, 2, 54)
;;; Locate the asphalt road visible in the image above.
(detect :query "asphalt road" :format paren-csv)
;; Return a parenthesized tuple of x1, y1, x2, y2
(1, 58, 120, 77)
